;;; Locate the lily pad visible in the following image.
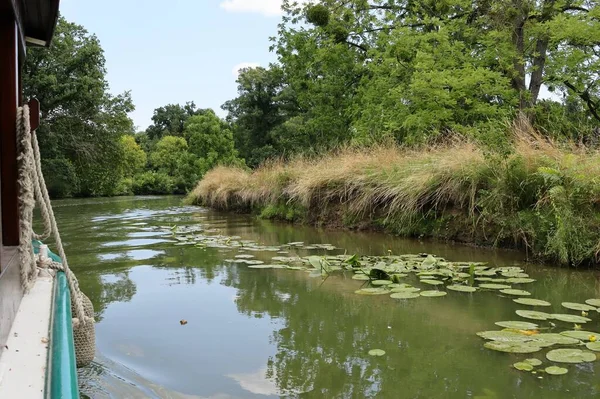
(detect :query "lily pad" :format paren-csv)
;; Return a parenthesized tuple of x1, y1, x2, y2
(235, 254, 255, 259)
(390, 292, 420, 299)
(524, 358, 542, 366)
(513, 298, 552, 307)
(561, 302, 597, 312)
(585, 299, 600, 307)
(420, 279, 444, 286)
(559, 330, 600, 341)
(355, 288, 390, 296)
(476, 330, 532, 342)
(420, 290, 447, 297)
(585, 341, 600, 351)
(546, 348, 596, 364)
(545, 366, 568, 375)
(551, 314, 591, 323)
(516, 310, 552, 321)
(447, 285, 477, 293)
(479, 283, 512, 290)
(484, 341, 542, 354)
(501, 289, 531, 296)
(371, 280, 393, 286)
(391, 287, 421, 293)
(495, 321, 539, 330)
(352, 274, 370, 281)
(513, 362, 533, 371)
(533, 333, 580, 345)
(368, 349, 386, 356)
(505, 277, 536, 284)
(248, 264, 273, 269)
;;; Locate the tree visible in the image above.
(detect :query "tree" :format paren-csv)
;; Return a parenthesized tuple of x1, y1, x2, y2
(23, 16, 135, 197)
(146, 102, 206, 141)
(119, 135, 147, 177)
(184, 110, 241, 175)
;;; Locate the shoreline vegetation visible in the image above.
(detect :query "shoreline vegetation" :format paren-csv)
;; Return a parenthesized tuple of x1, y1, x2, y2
(187, 123, 600, 267)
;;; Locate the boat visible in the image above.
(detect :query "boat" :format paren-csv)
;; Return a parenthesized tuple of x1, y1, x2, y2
(0, 1, 94, 397)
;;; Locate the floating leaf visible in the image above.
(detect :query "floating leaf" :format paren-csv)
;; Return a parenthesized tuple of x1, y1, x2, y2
(559, 330, 600, 341)
(501, 289, 531, 296)
(506, 278, 536, 284)
(390, 292, 420, 299)
(545, 366, 568, 375)
(352, 274, 370, 281)
(551, 314, 591, 323)
(513, 298, 551, 307)
(586, 341, 600, 351)
(368, 349, 386, 356)
(561, 302, 597, 312)
(514, 362, 533, 371)
(484, 341, 542, 354)
(420, 279, 444, 286)
(516, 310, 552, 321)
(391, 287, 421, 293)
(476, 330, 532, 342)
(248, 264, 273, 269)
(524, 358, 542, 366)
(235, 254, 255, 259)
(447, 285, 477, 293)
(355, 288, 390, 296)
(420, 290, 447, 297)
(495, 321, 539, 330)
(533, 334, 580, 345)
(546, 348, 596, 364)
(585, 299, 600, 307)
(371, 280, 393, 286)
(479, 284, 512, 290)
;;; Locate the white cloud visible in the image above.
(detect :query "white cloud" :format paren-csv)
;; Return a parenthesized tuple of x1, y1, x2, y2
(220, 0, 285, 16)
(220, 0, 312, 17)
(232, 62, 260, 78)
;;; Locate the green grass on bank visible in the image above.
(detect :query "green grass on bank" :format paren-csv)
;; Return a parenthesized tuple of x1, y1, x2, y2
(187, 124, 600, 267)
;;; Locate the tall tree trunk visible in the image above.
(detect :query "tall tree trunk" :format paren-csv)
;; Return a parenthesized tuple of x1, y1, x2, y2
(528, 38, 549, 107)
(511, 3, 527, 111)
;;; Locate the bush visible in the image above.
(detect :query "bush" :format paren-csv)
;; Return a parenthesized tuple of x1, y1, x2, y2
(132, 171, 175, 195)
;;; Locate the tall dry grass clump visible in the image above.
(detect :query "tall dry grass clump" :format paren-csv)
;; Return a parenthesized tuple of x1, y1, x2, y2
(187, 125, 600, 266)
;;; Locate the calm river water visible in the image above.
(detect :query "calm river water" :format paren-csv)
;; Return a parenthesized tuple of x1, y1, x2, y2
(49, 196, 600, 398)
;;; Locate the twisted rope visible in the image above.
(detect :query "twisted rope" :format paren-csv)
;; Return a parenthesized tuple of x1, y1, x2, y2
(16, 104, 90, 327)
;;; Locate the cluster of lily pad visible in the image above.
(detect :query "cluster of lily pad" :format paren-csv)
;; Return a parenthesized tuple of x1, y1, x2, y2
(163, 224, 600, 375)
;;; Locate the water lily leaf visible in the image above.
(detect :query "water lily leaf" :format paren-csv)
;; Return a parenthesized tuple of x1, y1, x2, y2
(235, 254, 255, 259)
(546, 348, 596, 363)
(371, 280, 392, 286)
(475, 270, 496, 276)
(551, 314, 591, 323)
(545, 366, 568, 375)
(391, 287, 421, 293)
(420, 290, 447, 297)
(248, 264, 273, 269)
(390, 292, 420, 299)
(585, 341, 600, 351)
(561, 302, 597, 312)
(513, 362, 533, 371)
(484, 341, 542, 354)
(475, 277, 493, 282)
(245, 260, 265, 265)
(495, 321, 539, 330)
(420, 255, 437, 269)
(355, 288, 390, 296)
(501, 289, 531, 296)
(420, 279, 444, 286)
(524, 358, 542, 366)
(513, 298, 552, 307)
(559, 330, 600, 341)
(533, 333, 580, 345)
(585, 299, 600, 307)
(479, 283, 512, 290)
(447, 285, 477, 293)
(516, 310, 552, 321)
(368, 349, 385, 356)
(506, 278, 536, 284)
(476, 330, 532, 342)
(352, 274, 370, 280)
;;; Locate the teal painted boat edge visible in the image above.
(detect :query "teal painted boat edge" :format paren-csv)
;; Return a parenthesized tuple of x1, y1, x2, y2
(48, 271, 79, 398)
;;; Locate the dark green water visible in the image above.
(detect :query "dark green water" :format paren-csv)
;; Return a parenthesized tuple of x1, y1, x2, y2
(50, 196, 600, 398)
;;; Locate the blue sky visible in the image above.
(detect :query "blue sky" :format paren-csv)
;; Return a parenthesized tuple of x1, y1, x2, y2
(59, 0, 290, 131)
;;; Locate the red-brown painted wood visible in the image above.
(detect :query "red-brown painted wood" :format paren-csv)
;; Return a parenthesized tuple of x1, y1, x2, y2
(28, 98, 39, 131)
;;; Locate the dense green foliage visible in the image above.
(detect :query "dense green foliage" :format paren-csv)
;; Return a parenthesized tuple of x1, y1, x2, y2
(24, 18, 242, 197)
(219, 0, 600, 166)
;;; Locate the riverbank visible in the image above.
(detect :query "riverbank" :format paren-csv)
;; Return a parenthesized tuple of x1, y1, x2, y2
(187, 128, 600, 267)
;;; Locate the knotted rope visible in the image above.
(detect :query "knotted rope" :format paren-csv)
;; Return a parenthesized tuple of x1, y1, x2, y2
(17, 104, 95, 367)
